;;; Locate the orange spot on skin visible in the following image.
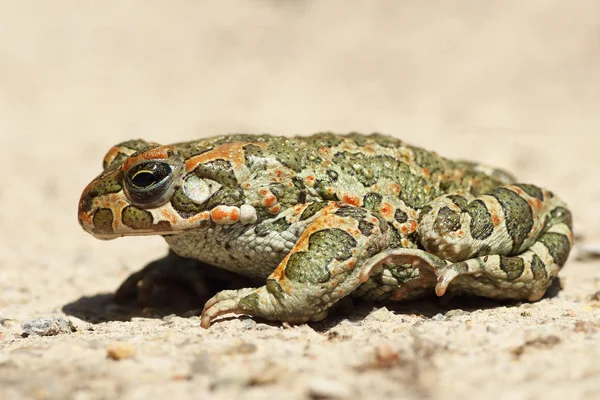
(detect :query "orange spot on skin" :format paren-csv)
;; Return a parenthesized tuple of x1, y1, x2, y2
(229, 208, 240, 222)
(275, 170, 283, 177)
(528, 198, 543, 213)
(422, 167, 430, 178)
(272, 265, 285, 280)
(122, 145, 176, 171)
(401, 239, 409, 248)
(380, 202, 393, 219)
(79, 212, 93, 226)
(185, 142, 267, 172)
(210, 207, 228, 222)
(305, 176, 316, 186)
(342, 192, 361, 207)
(259, 189, 268, 196)
(391, 184, 401, 195)
(268, 204, 281, 214)
(318, 147, 331, 158)
(364, 145, 375, 153)
(264, 195, 277, 207)
(491, 212, 501, 226)
(401, 226, 408, 235)
(408, 220, 418, 233)
(160, 209, 178, 225)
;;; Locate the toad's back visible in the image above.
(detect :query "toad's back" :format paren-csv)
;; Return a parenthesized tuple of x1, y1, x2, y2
(170, 132, 513, 215)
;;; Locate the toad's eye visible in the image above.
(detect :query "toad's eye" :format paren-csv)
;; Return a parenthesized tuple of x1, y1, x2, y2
(124, 162, 176, 208)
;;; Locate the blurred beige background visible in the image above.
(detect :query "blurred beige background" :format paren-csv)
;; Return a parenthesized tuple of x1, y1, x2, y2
(1, 1, 599, 399)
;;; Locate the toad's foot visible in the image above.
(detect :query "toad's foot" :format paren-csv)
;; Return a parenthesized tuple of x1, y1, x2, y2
(200, 202, 389, 328)
(200, 287, 329, 328)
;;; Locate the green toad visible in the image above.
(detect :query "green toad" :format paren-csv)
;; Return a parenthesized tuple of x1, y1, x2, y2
(78, 133, 574, 327)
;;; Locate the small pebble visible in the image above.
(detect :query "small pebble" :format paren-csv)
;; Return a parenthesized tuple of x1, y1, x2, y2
(365, 307, 392, 322)
(307, 377, 349, 399)
(106, 341, 136, 360)
(21, 317, 73, 337)
(67, 317, 91, 332)
(445, 309, 467, 318)
(430, 313, 446, 321)
(241, 318, 257, 330)
(1, 319, 22, 335)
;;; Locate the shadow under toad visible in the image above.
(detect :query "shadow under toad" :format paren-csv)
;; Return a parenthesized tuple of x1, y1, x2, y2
(62, 251, 245, 323)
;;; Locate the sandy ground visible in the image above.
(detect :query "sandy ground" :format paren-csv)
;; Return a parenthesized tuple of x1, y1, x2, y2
(1, 1, 600, 399)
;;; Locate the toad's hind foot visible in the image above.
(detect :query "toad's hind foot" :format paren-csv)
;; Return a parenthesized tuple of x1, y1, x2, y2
(359, 218, 572, 303)
(434, 223, 573, 301)
(416, 183, 573, 301)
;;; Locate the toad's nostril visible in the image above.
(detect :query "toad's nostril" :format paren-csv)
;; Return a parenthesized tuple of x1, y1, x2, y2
(79, 192, 94, 213)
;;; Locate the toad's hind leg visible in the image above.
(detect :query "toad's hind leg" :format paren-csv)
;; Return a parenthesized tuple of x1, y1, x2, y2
(417, 184, 574, 301)
(200, 203, 389, 328)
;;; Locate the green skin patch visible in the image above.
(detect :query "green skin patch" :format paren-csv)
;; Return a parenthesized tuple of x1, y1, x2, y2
(433, 207, 461, 235)
(285, 229, 357, 284)
(92, 208, 114, 234)
(362, 192, 382, 212)
(490, 187, 534, 253)
(300, 202, 327, 220)
(79, 133, 574, 327)
(466, 199, 494, 240)
(122, 206, 153, 230)
(255, 217, 292, 237)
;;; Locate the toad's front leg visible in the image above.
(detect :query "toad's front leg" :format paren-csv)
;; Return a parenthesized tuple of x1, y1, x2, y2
(200, 203, 390, 328)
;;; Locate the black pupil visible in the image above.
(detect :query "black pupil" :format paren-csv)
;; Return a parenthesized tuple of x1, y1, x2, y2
(128, 162, 172, 189)
(132, 171, 157, 188)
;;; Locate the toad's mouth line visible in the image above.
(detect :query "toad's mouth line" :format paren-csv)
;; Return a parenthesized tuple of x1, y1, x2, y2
(88, 223, 241, 240)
